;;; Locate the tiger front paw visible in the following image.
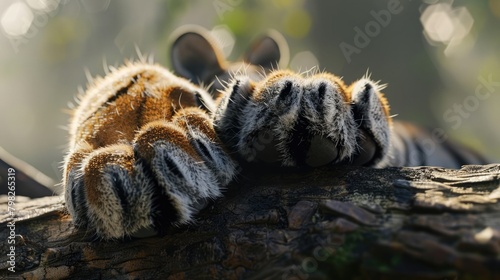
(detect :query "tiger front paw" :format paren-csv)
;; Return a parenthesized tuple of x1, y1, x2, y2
(214, 70, 392, 167)
(63, 62, 237, 239)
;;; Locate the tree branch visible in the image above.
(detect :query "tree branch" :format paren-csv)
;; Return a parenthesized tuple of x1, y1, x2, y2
(1, 164, 500, 279)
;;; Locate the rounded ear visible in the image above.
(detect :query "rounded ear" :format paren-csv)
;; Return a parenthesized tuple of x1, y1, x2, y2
(244, 29, 290, 70)
(169, 25, 226, 84)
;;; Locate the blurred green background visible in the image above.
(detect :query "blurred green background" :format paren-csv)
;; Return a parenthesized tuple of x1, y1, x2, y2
(0, 0, 499, 184)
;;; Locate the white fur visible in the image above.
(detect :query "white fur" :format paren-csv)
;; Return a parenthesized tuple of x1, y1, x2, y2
(150, 141, 221, 223)
(271, 78, 304, 166)
(187, 127, 237, 185)
(305, 78, 357, 161)
(351, 78, 391, 164)
(131, 161, 157, 228)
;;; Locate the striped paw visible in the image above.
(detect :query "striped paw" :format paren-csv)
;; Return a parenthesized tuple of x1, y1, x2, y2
(64, 109, 236, 239)
(214, 70, 392, 167)
(65, 143, 154, 238)
(63, 62, 237, 239)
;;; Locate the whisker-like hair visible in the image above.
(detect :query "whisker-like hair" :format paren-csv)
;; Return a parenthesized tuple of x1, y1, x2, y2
(102, 56, 109, 75)
(135, 44, 147, 63)
(362, 70, 387, 92)
(363, 68, 372, 80)
(176, 91, 186, 111)
(66, 101, 75, 110)
(84, 67, 93, 84)
(214, 75, 224, 90)
(376, 83, 388, 92)
(256, 66, 267, 80)
(76, 86, 85, 101)
(300, 65, 318, 77)
(268, 61, 281, 73)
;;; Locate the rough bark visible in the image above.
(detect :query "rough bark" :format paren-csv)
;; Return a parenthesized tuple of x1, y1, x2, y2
(1, 164, 500, 279)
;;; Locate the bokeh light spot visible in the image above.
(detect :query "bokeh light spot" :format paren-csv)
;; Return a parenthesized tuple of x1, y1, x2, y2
(422, 8, 455, 42)
(1, 2, 34, 37)
(290, 51, 319, 73)
(420, 3, 474, 56)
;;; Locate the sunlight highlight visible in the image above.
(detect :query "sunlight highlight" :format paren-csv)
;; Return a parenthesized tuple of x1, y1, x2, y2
(420, 2, 475, 56)
(1, 2, 34, 37)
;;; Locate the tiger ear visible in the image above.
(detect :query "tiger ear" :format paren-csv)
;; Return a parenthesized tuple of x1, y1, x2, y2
(170, 26, 226, 84)
(244, 30, 290, 70)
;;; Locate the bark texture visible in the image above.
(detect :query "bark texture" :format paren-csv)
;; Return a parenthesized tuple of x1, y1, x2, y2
(1, 164, 500, 279)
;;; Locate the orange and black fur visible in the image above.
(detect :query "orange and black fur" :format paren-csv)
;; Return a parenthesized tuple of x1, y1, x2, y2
(63, 27, 488, 239)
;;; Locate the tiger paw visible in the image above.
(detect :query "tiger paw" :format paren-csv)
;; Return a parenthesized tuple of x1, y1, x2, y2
(214, 70, 392, 168)
(63, 63, 237, 239)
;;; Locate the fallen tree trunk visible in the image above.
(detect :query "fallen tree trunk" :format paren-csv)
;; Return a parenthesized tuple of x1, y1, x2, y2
(1, 164, 500, 279)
